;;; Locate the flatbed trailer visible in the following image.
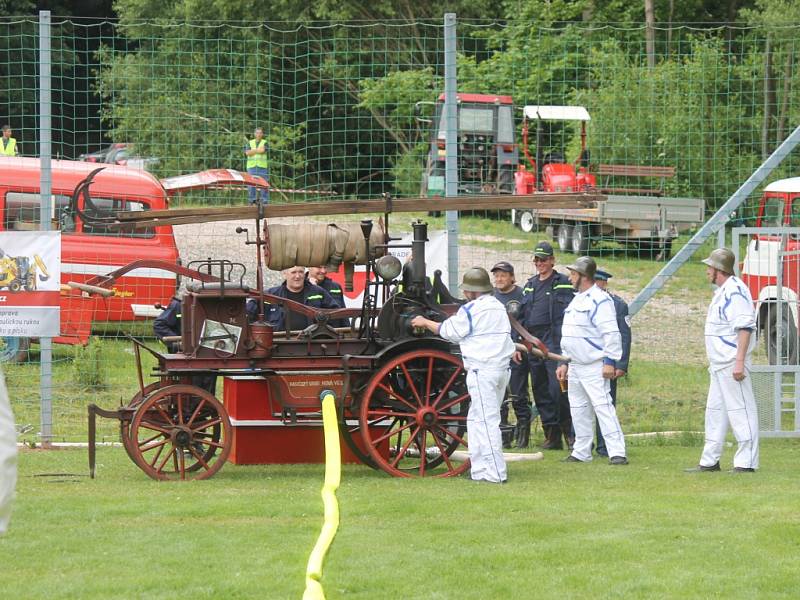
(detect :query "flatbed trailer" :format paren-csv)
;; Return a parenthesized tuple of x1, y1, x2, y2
(511, 193, 705, 259)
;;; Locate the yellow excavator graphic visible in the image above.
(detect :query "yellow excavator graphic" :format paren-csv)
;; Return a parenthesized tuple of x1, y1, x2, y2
(0, 250, 50, 292)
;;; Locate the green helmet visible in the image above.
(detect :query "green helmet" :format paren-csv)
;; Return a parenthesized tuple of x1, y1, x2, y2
(701, 248, 735, 275)
(566, 256, 597, 279)
(459, 267, 493, 293)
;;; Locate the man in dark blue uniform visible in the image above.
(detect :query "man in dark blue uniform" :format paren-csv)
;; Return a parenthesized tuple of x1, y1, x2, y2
(519, 241, 575, 450)
(491, 261, 534, 448)
(247, 265, 340, 330)
(308, 265, 346, 308)
(153, 295, 217, 394)
(593, 268, 632, 456)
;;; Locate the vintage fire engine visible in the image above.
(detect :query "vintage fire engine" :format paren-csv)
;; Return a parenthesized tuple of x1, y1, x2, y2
(85, 196, 561, 481)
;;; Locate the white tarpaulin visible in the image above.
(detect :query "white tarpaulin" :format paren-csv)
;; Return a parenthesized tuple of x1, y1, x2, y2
(0, 231, 61, 337)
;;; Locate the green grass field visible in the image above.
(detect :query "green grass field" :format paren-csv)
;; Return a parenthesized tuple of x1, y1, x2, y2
(2, 440, 799, 599)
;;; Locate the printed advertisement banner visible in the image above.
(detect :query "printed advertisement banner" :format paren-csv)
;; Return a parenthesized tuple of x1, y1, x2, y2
(0, 231, 61, 337)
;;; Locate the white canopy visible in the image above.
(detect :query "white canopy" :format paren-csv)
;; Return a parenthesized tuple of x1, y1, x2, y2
(764, 177, 800, 193)
(523, 105, 591, 121)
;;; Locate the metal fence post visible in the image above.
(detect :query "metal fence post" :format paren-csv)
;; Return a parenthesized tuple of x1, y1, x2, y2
(443, 13, 459, 295)
(39, 10, 53, 446)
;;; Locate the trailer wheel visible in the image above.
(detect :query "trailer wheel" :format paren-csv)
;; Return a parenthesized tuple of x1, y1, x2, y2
(359, 349, 470, 478)
(571, 225, 592, 254)
(765, 305, 799, 365)
(518, 210, 536, 234)
(557, 224, 574, 252)
(129, 384, 231, 481)
(0, 336, 30, 363)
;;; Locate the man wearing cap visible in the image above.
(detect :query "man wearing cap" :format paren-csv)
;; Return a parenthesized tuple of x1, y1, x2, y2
(556, 256, 628, 465)
(519, 241, 575, 450)
(593, 268, 632, 457)
(411, 267, 515, 484)
(686, 248, 759, 473)
(491, 261, 534, 448)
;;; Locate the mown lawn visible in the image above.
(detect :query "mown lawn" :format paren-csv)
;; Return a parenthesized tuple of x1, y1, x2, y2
(2, 440, 799, 599)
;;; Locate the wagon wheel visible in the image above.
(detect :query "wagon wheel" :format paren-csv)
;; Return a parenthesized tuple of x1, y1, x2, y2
(120, 381, 164, 465)
(359, 349, 470, 478)
(129, 384, 231, 481)
(338, 410, 380, 470)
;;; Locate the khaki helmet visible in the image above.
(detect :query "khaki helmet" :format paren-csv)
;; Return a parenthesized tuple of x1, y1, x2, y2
(459, 267, 493, 293)
(702, 248, 735, 274)
(566, 256, 597, 279)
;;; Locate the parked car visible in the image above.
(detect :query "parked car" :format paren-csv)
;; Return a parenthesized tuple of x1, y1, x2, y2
(77, 142, 128, 163)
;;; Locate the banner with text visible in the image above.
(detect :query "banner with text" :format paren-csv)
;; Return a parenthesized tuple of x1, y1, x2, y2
(0, 231, 61, 337)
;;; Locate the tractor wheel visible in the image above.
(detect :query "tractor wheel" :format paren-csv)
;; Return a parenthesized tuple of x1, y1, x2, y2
(0, 337, 30, 363)
(359, 349, 470, 478)
(518, 210, 536, 234)
(129, 384, 231, 481)
(557, 224, 574, 252)
(765, 304, 799, 365)
(9, 281, 21, 292)
(571, 224, 592, 254)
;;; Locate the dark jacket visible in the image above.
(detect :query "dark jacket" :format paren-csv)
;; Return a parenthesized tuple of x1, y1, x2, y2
(610, 292, 632, 373)
(520, 270, 575, 353)
(153, 297, 181, 352)
(315, 276, 346, 308)
(494, 285, 524, 341)
(246, 280, 339, 330)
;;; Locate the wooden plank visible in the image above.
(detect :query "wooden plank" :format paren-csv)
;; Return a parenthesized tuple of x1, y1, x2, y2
(596, 164, 676, 177)
(107, 193, 603, 229)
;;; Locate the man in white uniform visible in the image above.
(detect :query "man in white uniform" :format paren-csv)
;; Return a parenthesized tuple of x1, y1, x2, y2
(0, 368, 17, 534)
(686, 248, 759, 473)
(556, 257, 627, 465)
(411, 267, 515, 483)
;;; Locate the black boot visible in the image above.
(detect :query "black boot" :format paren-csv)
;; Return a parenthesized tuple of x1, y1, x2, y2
(500, 408, 514, 449)
(540, 425, 564, 450)
(515, 419, 530, 449)
(561, 416, 574, 450)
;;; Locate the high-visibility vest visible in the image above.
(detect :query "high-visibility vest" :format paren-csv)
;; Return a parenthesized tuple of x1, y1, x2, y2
(246, 139, 268, 169)
(0, 137, 16, 156)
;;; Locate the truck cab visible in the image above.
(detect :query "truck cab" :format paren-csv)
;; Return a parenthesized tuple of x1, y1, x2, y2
(419, 93, 518, 197)
(740, 177, 800, 363)
(0, 159, 268, 361)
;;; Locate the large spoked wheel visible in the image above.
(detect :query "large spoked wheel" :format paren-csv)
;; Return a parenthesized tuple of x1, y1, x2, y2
(129, 384, 231, 481)
(359, 349, 470, 478)
(120, 381, 169, 465)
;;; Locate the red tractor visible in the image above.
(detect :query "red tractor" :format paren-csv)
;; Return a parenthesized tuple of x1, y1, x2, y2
(513, 105, 596, 195)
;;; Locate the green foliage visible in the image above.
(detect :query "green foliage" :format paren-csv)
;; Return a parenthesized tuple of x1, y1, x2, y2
(71, 337, 106, 390)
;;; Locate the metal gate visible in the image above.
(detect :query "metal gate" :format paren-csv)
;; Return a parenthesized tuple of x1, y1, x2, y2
(733, 226, 800, 437)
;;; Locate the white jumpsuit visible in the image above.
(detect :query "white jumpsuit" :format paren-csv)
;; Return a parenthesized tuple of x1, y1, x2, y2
(0, 368, 17, 534)
(439, 293, 515, 483)
(560, 284, 625, 461)
(701, 276, 759, 470)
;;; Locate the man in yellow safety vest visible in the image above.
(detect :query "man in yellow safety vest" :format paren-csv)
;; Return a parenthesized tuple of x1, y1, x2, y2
(1, 125, 17, 157)
(244, 126, 269, 204)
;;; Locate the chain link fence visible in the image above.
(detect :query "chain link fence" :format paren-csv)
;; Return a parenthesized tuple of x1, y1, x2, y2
(1, 14, 799, 443)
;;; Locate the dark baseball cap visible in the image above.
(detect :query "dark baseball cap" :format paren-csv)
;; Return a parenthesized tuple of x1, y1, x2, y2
(491, 261, 515, 274)
(533, 241, 554, 258)
(595, 269, 613, 281)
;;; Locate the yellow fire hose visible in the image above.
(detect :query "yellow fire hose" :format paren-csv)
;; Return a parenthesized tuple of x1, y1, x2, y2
(303, 390, 341, 600)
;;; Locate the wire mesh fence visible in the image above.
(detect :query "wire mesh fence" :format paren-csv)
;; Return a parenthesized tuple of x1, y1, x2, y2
(1, 15, 800, 444)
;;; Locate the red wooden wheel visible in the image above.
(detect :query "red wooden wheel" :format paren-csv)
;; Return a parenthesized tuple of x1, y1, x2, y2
(129, 384, 231, 481)
(359, 349, 470, 477)
(120, 381, 164, 465)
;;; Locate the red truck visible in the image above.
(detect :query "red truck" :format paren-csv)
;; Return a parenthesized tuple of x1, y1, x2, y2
(0, 158, 267, 361)
(740, 177, 800, 363)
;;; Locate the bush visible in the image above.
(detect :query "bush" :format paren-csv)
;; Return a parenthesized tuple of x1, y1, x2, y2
(72, 338, 106, 390)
